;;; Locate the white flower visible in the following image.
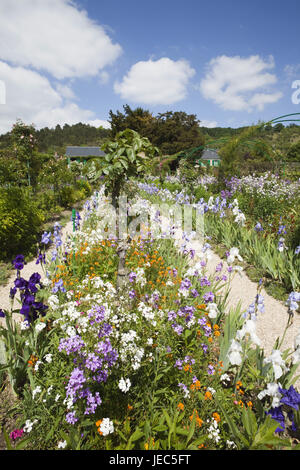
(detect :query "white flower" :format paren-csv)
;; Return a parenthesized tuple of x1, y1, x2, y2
(47, 294, 60, 310)
(118, 377, 131, 393)
(23, 419, 38, 433)
(57, 440, 67, 449)
(220, 373, 231, 385)
(34, 360, 42, 372)
(32, 386, 42, 398)
(99, 418, 114, 436)
(236, 319, 261, 346)
(258, 382, 282, 408)
(35, 322, 46, 333)
(44, 353, 53, 363)
(227, 339, 243, 366)
(207, 302, 219, 319)
(226, 440, 237, 449)
(234, 212, 246, 226)
(227, 247, 243, 265)
(263, 349, 289, 380)
(20, 320, 30, 330)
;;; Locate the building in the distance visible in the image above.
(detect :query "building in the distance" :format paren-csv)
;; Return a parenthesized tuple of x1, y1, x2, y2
(65, 146, 106, 165)
(199, 149, 221, 167)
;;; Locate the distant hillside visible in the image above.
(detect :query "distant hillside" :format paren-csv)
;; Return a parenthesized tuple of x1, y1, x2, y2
(0, 122, 111, 154)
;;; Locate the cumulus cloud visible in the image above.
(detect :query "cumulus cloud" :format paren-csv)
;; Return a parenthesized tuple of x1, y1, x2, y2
(199, 120, 218, 128)
(0, 61, 107, 134)
(200, 55, 282, 112)
(114, 57, 195, 105)
(0, 0, 122, 79)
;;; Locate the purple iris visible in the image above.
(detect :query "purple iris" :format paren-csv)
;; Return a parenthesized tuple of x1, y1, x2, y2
(12, 254, 25, 271)
(203, 291, 214, 303)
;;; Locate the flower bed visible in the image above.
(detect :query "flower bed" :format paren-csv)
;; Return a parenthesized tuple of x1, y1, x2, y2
(0, 186, 300, 450)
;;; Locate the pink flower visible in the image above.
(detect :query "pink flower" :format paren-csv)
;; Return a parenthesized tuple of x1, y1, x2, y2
(9, 428, 24, 440)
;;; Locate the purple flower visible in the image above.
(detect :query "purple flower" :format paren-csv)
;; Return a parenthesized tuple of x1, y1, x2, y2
(215, 262, 223, 272)
(129, 272, 137, 283)
(14, 277, 27, 290)
(41, 231, 52, 245)
(207, 364, 215, 375)
(278, 386, 300, 410)
(254, 222, 264, 232)
(172, 323, 183, 336)
(266, 406, 285, 433)
(203, 291, 214, 303)
(168, 310, 177, 321)
(66, 411, 78, 425)
(52, 279, 66, 293)
(191, 289, 199, 298)
(36, 251, 46, 265)
(0, 309, 5, 318)
(59, 335, 86, 355)
(129, 289, 136, 299)
(66, 367, 87, 397)
(9, 287, 17, 299)
(12, 254, 25, 271)
(180, 278, 192, 290)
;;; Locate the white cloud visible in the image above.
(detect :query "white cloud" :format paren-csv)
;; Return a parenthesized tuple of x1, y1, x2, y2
(0, 61, 107, 134)
(284, 64, 300, 79)
(114, 57, 195, 105)
(200, 55, 282, 112)
(0, 0, 122, 79)
(199, 120, 218, 128)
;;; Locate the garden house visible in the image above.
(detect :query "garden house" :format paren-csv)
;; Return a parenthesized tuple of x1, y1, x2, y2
(65, 146, 106, 165)
(199, 149, 221, 167)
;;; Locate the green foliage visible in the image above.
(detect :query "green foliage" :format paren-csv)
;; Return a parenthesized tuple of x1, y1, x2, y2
(99, 129, 160, 203)
(286, 142, 300, 162)
(108, 105, 205, 156)
(0, 187, 44, 260)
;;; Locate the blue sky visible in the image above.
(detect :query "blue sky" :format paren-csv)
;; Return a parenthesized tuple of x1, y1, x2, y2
(0, 0, 299, 134)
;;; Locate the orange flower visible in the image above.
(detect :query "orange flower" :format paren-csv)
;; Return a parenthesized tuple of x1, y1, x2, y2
(204, 391, 213, 400)
(177, 402, 184, 411)
(189, 409, 203, 427)
(190, 380, 201, 391)
(212, 412, 221, 423)
(96, 420, 103, 435)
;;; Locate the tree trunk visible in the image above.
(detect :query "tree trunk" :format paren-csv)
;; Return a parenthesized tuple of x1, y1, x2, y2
(112, 184, 129, 291)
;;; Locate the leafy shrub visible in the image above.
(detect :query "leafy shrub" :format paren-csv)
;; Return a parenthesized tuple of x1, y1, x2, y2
(0, 187, 44, 261)
(75, 179, 92, 197)
(193, 185, 211, 202)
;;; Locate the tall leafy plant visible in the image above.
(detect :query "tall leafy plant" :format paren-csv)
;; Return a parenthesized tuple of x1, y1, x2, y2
(96, 129, 160, 289)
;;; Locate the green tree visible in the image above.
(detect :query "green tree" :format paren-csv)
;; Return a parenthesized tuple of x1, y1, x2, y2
(97, 129, 160, 289)
(286, 141, 300, 162)
(10, 120, 38, 186)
